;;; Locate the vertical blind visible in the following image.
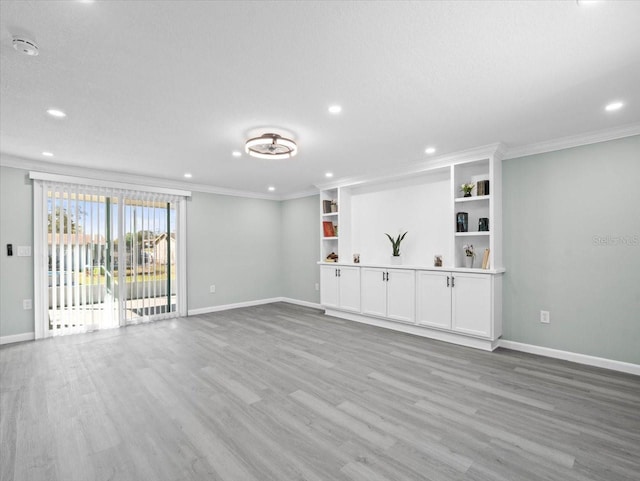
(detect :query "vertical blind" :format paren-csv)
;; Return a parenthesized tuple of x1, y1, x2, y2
(34, 176, 187, 337)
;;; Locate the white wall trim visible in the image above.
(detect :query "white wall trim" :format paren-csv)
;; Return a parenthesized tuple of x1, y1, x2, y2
(280, 297, 322, 310)
(2, 154, 294, 201)
(503, 122, 640, 160)
(314, 143, 503, 191)
(324, 309, 499, 351)
(498, 340, 640, 376)
(187, 297, 284, 316)
(188, 297, 321, 316)
(0, 332, 35, 345)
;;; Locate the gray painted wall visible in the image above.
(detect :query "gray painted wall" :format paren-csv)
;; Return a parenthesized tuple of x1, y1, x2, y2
(186, 191, 283, 310)
(281, 194, 321, 304)
(503, 135, 640, 364)
(0, 167, 34, 337)
(2, 136, 638, 367)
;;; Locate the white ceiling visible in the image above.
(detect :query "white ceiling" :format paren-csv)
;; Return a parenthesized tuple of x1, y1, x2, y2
(1, 0, 639, 197)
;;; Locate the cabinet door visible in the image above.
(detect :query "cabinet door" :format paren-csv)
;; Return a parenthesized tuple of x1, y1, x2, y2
(416, 271, 452, 329)
(338, 266, 361, 312)
(386, 269, 415, 323)
(361, 268, 387, 317)
(452, 273, 492, 338)
(320, 266, 339, 308)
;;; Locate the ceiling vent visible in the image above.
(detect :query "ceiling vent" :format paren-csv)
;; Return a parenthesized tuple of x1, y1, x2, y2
(12, 36, 39, 56)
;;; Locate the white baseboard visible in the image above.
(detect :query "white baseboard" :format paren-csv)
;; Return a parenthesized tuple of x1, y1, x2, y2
(279, 297, 322, 310)
(188, 297, 283, 316)
(0, 332, 35, 345)
(498, 340, 640, 376)
(189, 297, 321, 316)
(325, 309, 499, 352)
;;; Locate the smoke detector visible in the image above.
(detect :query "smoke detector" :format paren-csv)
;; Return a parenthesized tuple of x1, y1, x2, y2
(12, 37, 39, 56)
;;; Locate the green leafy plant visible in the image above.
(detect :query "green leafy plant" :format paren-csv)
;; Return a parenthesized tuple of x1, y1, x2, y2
(385, 231, 407, 257)
(460, 183, 475, 195)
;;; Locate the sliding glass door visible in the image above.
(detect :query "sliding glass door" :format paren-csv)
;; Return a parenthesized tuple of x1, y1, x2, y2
(33, 176, 187, 338)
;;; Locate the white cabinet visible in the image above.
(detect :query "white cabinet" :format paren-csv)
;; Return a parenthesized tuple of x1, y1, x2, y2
(417, 270, 493, 338)
(320, 265, 360, 312)
(452, 272, 492, 337)
(416, 271, 452, 329)
(361, 268, 415, 323)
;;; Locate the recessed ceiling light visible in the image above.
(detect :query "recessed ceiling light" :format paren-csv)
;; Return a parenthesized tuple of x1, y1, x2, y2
(268, 186, 276, 192)
(425, 147, 436, 155)
(42, 151, 54, 157)
(183, 173, 192, 178)
(328, 105, 342, 114)
(232, 151, 242, 157)
(47, 109, 67, 118)
(12, 36, 39, 56)
(605, 101, 624, 112)
(325, 172, 334, 178)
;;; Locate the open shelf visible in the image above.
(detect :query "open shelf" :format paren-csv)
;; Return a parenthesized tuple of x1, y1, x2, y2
(455, 231, 490, 237)
(455, 195, 491, 203)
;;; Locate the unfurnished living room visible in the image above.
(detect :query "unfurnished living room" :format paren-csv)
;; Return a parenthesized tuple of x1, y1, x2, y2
(0, 1, 639, 480)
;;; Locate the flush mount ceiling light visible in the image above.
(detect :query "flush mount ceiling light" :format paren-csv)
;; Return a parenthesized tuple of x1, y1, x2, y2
(245, 133, 298, 160)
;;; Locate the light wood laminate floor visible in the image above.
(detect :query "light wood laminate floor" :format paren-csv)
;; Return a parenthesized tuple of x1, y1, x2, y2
(1, 303, 639, 481)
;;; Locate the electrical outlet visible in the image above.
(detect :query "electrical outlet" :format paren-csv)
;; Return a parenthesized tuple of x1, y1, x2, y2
(315, 283, 319, 291)
(540, 310, 550, 324)
(17, 246, 32, 257)
(23, 299, 32, 310)
(210, 284, 216, 293)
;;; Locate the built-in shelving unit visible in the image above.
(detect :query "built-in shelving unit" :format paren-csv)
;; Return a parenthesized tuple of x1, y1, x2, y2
(315, 144, 505, 351)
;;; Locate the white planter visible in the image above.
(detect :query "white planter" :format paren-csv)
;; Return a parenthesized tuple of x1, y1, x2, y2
(463, 255, 475, 268)
(390, 255, 402, 265)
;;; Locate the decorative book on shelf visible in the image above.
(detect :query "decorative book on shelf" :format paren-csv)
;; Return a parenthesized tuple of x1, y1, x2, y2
(477, 180, 490, 196)
(481, 248, 490, 269)
(322, 221, 335, 237)
(322, 200, 332, 214)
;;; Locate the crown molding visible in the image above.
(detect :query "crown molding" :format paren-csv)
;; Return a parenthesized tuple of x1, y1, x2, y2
(314, 143, 504, 191)
(0, 154, 281, 201)
(279, 189, 319, 201)
(503, 122, 640, 160)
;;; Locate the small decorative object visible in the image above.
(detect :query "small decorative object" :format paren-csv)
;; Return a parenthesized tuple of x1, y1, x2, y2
(477, 180, 490, 196)
(325, 252, 338, 263)
(434, 255, 443, 267)
(463, 244, 475, 268)
(481, 248, 490, 269)
(385, 231, 407, 263)
(322, 221, 335, 237)
(478, 217, 489, 232)
(456, 212, 469, 232)
(330, 200, 338, 213)
(353, 253, 360, 264)
(333, 224, 338, 237)
(460, 183, 475, 197)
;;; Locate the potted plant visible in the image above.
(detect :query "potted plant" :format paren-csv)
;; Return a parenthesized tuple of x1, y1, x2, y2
(460, 183, 475, 197)
(385, 231, 407, 264)
(463, 244, 475, 268)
